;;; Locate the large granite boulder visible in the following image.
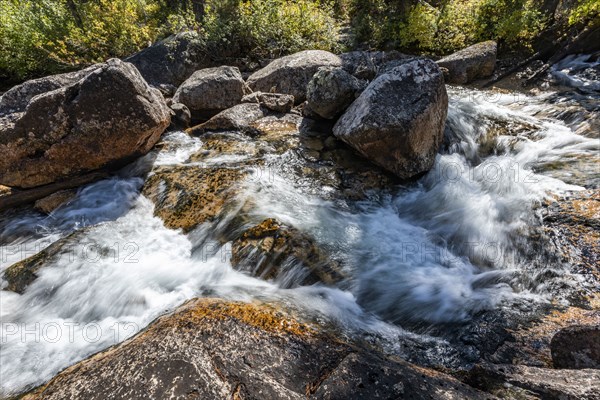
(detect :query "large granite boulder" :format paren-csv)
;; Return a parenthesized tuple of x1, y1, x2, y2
(306, 67, 365, 119)
(126, 31, 211, 89)
(437, 41, 497, 84)
(333, 58, 448, 179)
(0, 58, 170, 189)
(0, 65, 97, 116)
(172, 66, 248, 120)
(551, 325, 600, 369)
(246, 50, 342, 104)
(241, 91, 295, 113)
(21, 298, 491, 400)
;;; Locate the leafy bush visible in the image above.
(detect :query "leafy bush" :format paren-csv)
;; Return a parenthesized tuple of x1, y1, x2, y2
(203, 0, 342, 59)
(350, 0, 546, 54)
(568, 0, 600, 26)
(0, 0, 342, 81)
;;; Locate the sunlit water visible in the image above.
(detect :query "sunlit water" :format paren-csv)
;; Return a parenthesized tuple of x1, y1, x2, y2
(1, 55, 599, 396)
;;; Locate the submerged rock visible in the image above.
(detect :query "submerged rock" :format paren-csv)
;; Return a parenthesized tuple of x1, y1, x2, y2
(22, 298, 491, 400)
(3, 230, 88, 293)
(333, 58, 448, 179)
(173, 66, 248, 121)
(0, 58, 170, 189)
(246, 50, 342, 104)
(437, 41, 497, 84)
(34, 189, 77, 214)
(231, 218, 346, 287)
(551, 325, 600, 369)
(306, 67, 365, 119)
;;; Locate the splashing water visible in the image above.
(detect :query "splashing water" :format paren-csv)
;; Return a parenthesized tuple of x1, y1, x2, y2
(1, 56, 599, 396)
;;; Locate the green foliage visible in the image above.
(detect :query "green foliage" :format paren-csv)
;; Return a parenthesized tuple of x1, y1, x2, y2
(351, 0, 546, 54)
(0, 0, 342, 81)
(568, 0, 600, 26)
(203, 0, 342, 59)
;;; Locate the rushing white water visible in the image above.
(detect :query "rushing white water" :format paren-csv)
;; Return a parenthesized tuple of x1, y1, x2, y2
(1, 56, 599, 396)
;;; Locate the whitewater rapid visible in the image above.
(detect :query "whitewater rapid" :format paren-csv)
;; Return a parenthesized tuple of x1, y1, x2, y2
(1, 55, 598, 396)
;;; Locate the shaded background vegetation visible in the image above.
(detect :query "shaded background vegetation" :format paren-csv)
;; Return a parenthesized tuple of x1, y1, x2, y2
(0, 0, 598, 83)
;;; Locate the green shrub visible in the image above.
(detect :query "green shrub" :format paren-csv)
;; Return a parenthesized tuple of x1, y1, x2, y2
(0, 0, 342, 81)
(203, 0, 342, 59)
(568, 0, 600, 26)
(351, 0, 546, 54)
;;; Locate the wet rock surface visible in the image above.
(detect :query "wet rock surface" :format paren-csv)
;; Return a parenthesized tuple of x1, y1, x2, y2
(22, 298, 493, 400)
(231, 218, 346, 287)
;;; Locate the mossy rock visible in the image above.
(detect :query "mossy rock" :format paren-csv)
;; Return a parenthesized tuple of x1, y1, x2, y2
(142, 165, 250, 232)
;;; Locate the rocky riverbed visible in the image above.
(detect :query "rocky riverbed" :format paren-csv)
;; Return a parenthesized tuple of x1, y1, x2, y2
(0, 39, 598, 399)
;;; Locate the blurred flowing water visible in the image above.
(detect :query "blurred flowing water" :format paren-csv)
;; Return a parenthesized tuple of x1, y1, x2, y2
(1, 54, 598, 396)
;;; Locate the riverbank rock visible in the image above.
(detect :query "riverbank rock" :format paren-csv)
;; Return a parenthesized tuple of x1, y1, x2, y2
(246, 50, 342, 104)
(468, 362, 600, 399)
(333, 58, 448, 179)
(126, 31, 211, 88)
(22, 298, 491, 400)
(437, 41, 497, 84)
(231, 218, 346, 287)
(173, 66, 248, 121)
(169, 103, 191, 129)
(241, 92, 295, 113)
(306, 67, 365, 119)
(187, 103, 274, 135)
(0, 65, 96, 116)
(551, 325, 600, 369)
(0, 58, 170, 189)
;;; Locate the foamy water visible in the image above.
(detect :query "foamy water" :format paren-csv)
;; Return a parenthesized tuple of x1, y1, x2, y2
(1, 55, 599, 396)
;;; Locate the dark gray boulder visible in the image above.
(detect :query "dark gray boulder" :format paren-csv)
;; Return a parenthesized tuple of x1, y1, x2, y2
(333, 58, 448, 179)
(306, 67, 365, 119)
(169, 103, 191, 130)
(173, 66, 248, 120)
(126, 31, 211, 88)
(0, 58, 170, 189)
(246, 50, 342, 104)
(437, 41, 497, 84)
